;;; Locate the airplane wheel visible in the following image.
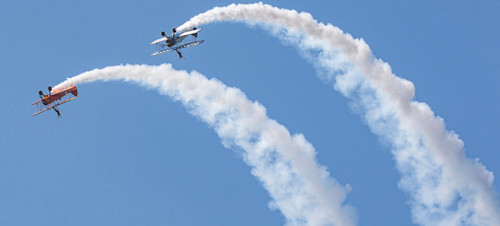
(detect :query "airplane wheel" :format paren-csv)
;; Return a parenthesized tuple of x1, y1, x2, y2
(39, 91, 43, 95)
(48, 86, 52, 91)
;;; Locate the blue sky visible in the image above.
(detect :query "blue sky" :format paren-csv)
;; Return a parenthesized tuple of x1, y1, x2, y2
(1, 0, 499, 225)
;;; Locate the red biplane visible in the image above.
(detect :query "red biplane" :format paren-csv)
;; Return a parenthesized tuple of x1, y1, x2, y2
(32, 86, 78, 117)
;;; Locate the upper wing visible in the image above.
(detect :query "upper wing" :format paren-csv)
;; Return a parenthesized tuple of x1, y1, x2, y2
(178, 28, 202, 38)
(174, 40, 204, 50)
(150, 37, 168, 45)
(32, 105, 53, 117)
(32, 96, 77, 117)
(151, 40, 204, 56)
(151, 48, 174, 56)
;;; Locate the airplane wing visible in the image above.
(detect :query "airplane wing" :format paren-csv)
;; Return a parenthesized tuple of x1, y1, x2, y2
(32, 105, 55, 117)
(178, 28, 202, 38)
(175, 40, 204, 49)
(32, 99, 42, 105)
(151, 40, 204, 56)
(151, 48, 174, 56)
(32, 96, 77, 117)
(150, 37, 168, 45)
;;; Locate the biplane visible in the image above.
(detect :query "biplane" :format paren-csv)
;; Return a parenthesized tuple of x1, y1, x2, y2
(150, 27, 204, 59)
(32, 86, 78, 118)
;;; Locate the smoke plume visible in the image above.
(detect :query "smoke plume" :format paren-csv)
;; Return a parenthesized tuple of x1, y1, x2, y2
(54, 64, 357, 226)
(177, 3, 500, 225)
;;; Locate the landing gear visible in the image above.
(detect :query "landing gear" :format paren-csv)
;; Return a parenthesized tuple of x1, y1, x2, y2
(38, 90, 46, 104)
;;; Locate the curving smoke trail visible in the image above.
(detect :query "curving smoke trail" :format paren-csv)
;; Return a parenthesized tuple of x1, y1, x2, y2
(54, 64, 357, 226)
(177, 3, 500, 225)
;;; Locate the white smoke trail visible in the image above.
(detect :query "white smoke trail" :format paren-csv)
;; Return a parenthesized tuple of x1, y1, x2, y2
(177, 3, 500, 225)
(54, 64, 357, 226)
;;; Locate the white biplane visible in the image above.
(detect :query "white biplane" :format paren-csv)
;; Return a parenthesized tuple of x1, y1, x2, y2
(150, 27, 204, 59)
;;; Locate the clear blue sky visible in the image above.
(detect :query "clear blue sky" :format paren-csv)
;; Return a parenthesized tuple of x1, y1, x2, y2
(1, 0, 499, 225)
